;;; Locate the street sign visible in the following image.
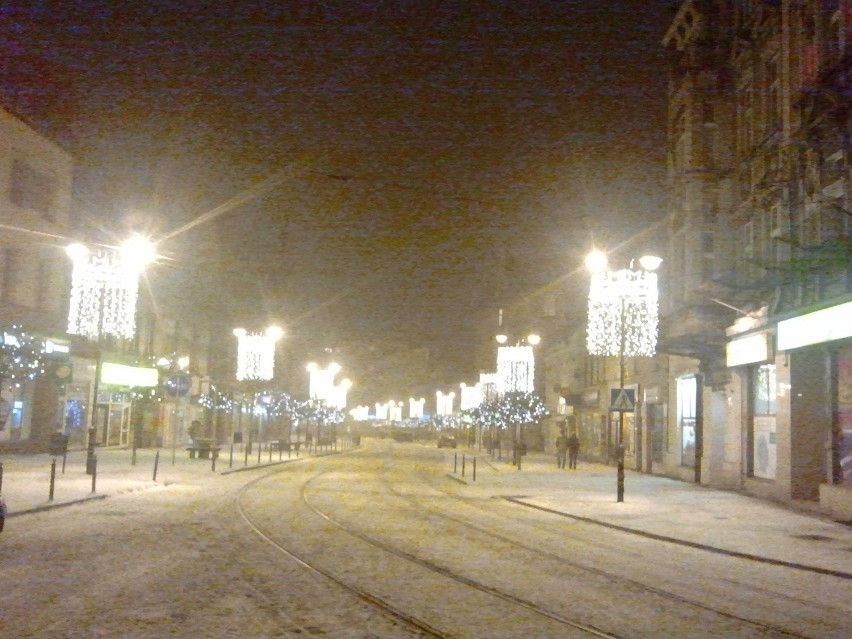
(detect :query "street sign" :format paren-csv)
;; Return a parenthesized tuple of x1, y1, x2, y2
(166, 374, 192, 397)
(610, 388, 635, 412)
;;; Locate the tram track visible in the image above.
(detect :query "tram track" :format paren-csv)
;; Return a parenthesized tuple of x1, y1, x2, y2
(372, 456, 829, 639)
(237, 459, 627, 639)
(235, 446, 847, 639)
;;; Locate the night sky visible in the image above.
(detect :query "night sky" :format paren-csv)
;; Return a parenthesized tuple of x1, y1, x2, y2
(2, 0, 674, 398)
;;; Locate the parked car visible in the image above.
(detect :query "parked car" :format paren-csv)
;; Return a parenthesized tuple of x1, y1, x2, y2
(437, 433, 456, 448)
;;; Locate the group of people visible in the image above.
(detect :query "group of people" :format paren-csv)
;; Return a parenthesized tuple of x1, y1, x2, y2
(555, 427, 580, 470)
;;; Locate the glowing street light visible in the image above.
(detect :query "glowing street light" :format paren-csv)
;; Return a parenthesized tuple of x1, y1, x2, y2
(306, 362, 341, 403)
(436, 390, 456, 416)
(233, 326, 284, 381)
(66, 235, 156, 341)
(586, 249, 662, 502)
(496, 334, 540, 395)
(66, 235, 156, 475)
(409, 397, 425, 419)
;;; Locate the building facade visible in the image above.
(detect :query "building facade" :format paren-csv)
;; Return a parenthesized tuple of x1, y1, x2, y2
(661, 0, 851, 517)
(0, 107, 74, 449)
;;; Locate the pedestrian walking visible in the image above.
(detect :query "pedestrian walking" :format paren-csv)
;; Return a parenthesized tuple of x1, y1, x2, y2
(555, 429, 569, 469)
(567, 431, 580, 469)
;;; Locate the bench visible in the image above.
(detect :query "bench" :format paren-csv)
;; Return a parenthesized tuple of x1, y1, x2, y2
(186, 443, 220, 459)
(269, 440, 300, 453)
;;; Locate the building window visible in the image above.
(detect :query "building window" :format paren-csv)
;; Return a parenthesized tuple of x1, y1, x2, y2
(10, 158, 57, 220)
(678, 376, 697, 467)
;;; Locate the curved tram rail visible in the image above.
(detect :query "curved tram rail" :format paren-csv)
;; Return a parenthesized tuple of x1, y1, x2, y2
(237, 464, 625, 639)
(373, 460, 828, 639)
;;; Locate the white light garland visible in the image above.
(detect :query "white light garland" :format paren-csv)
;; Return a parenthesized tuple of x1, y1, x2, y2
(67, 249, 142, 340)
(234, 331, 278, 381)
(496, 345, 535, 394)
(586, 268, 658, 357)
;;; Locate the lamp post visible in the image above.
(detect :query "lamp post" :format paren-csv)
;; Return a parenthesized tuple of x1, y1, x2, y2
(495, 333, 540, 469)
(306, 362, 341, 449)
(234, 325, 284, 452)
(585, 250, 661, 502)
(66, 235, 155, 474)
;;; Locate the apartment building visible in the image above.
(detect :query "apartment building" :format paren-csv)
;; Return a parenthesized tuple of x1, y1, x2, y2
(0, 107, 74, 448)
(662, 1, 850, 517)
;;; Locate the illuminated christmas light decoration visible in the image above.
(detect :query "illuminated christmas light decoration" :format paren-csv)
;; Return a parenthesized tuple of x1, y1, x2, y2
(586, 268, 658, 357)
(307, 362, 341, 402)
(388, 400, 403, 422)
(0, 325, 46, 388)
(436, 390, 456, 416)
(375, 402, 389, 420)
(459, 382, 483, 411)
(496, 345, 535, 394)
(328, 378, 352, 410)
(233, 326, 283, 381)
(349, 405, 370, 421)
(66, 248, 146, 340)
(408, 397, 425, 419)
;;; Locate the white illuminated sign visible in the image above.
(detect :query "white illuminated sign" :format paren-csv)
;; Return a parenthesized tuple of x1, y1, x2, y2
(777, 301, 852, 351)
(101, 362, 159, 387)
(726, 332, 771, 367)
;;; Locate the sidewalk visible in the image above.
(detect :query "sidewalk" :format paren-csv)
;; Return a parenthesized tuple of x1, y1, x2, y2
(446, 448, 852, 579)
(0, 443, 310, 517)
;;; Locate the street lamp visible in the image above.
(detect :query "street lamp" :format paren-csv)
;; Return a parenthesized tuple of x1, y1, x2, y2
(66, 235, 155, 474)
(233, 325, 284, 450)
(495, 333, 539, 395)
(586, 249, 661, 502)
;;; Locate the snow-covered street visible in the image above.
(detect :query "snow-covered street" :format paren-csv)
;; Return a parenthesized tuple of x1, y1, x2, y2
(2, 440, 850, 638)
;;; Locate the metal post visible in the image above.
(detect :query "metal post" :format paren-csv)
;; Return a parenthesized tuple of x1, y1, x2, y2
(212, 450, 217, 472)
(0, 461, 3, 493)
(454, 452, 457, 473)
(49, 459, 56, 501)
(229, 444, 234, 468)
(62, 451, 67, 474)
(473, 457, 476, 482)
(462, 454, 466, 477)
(153, 450, 159, 481)
(618, 295, 626, 503)
(91, 456, 97, 493)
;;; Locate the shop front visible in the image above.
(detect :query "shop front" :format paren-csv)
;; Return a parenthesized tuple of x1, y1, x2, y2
(777, 299, 852, 519)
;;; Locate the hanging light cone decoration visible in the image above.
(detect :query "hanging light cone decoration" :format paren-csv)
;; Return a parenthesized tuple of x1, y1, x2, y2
(66, 237, 155, 341)
(233, 327, 283, 381)
(496, 345, 535, 394)
(586, 268, 659, 357)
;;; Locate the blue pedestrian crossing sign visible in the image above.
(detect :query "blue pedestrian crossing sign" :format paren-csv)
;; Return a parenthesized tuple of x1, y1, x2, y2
(610, 388, 635, 412)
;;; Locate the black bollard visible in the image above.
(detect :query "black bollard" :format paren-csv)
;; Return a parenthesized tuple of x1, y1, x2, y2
(268, 446, 272, 463)
(615, 444, 625, 503)
(229, 444, 234, 469)
(153, 450, 160, 482)
(473, 457, 477, 482)
(244, 443, 249, 466)
(462, 454, 466, 477)
(212, 450, 217, 472)
(257, 443, 261, 465)
(62, 451, 67, 474)
(454, 452, 457, 474)
(49, 459, 57, 501)
(91, 456, 97, 493)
